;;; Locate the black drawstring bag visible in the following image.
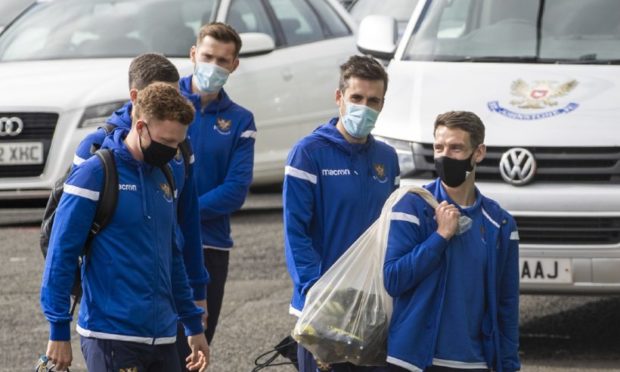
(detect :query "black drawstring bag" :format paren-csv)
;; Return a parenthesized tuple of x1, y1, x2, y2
(252, 335, 299, 371)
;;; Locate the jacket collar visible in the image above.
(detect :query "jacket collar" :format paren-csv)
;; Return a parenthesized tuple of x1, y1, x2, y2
(179, 75, 233, 113)
(314, 118, 374, 156)
(101, 127, 148, 168)
(426, 178, 505, 225)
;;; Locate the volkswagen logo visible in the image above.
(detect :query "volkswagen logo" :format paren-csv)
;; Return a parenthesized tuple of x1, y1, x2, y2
(499, 148, 537, 186)
(0, 117, 24, 137)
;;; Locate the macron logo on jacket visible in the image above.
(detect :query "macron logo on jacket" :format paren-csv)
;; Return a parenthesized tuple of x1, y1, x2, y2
(119, 184, 138, 191)
(322, 168, 351, 176)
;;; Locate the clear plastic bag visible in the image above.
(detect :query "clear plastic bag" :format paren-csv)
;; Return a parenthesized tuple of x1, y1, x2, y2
(292, 186, 438, 366)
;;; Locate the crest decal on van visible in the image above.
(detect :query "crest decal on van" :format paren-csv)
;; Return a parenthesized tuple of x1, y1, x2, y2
(488, 79, 579, 120)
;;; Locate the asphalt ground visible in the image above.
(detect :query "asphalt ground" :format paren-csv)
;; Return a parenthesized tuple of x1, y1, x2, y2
(1, 193, 619, 371)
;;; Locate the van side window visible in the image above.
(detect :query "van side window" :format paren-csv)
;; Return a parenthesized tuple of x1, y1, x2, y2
(307, 0, 351, 38)
(267, 0, 323, 46)
(228, 0, 277, 42)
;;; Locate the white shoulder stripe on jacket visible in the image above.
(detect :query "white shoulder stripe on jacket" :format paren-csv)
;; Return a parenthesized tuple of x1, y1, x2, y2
(63, 184, 99, 201)
(481, 208, 500, 228)
(391, 212, 420, 225)
(240, 130, 257, 139)
(73, 154, 86, 166)
(285, 165, 317, 184)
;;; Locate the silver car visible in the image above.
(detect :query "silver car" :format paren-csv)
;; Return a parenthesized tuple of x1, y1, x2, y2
(0, 0, 357, 202)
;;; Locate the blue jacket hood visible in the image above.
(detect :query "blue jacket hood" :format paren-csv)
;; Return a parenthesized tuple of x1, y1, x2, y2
(107, 101, 133, 129)
(101, 127, 140, 165)
(313, 118, 374, 156)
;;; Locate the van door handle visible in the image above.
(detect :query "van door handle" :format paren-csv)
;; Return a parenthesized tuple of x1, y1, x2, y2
(282, 68, 293, 81)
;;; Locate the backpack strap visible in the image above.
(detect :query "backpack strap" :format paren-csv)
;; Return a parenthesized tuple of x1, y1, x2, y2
(161, 164, 177, 201)
(85, 149, 118, 256)
(178, 138, 192, 180)
(100, 123, 117, 135)
(68, 149, 117, 316)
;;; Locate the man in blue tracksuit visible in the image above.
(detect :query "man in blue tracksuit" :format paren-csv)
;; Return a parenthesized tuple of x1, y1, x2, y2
(177, 22, 256, 353)
(284, 55, 399, 372)
(73, 53, 209, 319)
(383, 111, 520, 372)
(41, 83, 209, 371)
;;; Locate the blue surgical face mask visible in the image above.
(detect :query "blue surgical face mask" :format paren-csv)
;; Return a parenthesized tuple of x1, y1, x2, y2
(341, 102, 379, 139)
(194, 61, 230, 93)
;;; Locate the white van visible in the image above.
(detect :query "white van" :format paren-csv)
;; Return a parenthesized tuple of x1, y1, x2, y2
(357, 0, 620, 294)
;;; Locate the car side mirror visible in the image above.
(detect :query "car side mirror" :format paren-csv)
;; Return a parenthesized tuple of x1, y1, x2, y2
(238, 32, 275, 57)
(357, 15, 398, 60)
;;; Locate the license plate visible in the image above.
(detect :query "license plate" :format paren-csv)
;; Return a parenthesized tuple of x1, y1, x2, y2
(519, 258, 572, 283)
(0, 142, 44, 165)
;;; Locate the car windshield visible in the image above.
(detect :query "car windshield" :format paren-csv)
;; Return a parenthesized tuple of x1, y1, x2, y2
(403, 0, 620, 64)
(0, 0, 33, 27)
(350, 0, 418, 37)
(0, 0, 217, 61)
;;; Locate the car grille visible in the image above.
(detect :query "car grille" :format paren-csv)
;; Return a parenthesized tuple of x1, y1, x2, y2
(514, 216, 620, 245)
(413, 143, 620, 183)
(0, 112, 58, 177)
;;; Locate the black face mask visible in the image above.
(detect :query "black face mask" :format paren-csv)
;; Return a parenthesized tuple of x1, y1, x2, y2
(139, 123, 177, 167)
(434, 154, 474, 188)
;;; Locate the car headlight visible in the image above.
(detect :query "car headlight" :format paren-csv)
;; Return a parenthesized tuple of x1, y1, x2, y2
(78, 101, 127, 128)
(374, 136, 416, 176)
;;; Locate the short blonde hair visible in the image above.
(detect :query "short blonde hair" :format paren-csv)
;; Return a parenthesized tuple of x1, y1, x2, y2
(134, 82, 194, 126)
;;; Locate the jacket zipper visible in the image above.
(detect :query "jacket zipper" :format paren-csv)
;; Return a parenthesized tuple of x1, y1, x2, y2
(428, 246, 450, 365)
(150, 171, 159, 344)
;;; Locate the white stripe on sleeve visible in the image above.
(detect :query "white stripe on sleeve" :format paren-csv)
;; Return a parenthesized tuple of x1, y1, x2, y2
(240, 130, 257, 139)
(63, 184, 100, 201)
(510, 231, 520, 240)
(394, 176, 401, 186)
(285, 166, 317, 184)
(73, 154, 86, 166)
(390, 212, 420, 225)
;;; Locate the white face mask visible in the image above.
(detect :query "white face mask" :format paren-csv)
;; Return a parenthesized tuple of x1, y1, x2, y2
(341, 102, 379, 138)
(194, 61, 230, 93)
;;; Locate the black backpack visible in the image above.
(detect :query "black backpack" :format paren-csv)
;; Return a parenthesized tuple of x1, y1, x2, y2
(40, 124, 190, 314)
(40, 149, 119, 315)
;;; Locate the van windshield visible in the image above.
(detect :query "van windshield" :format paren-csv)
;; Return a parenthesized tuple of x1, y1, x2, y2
(0, 0, 216, 62)
(403, 0, 620, 64)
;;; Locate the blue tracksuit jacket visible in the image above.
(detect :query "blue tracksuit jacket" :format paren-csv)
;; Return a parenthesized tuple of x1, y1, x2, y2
(73, 102, 209, 300)
(384, 178, 520, 372)
(180, 76, 256, 250)
(284, 119, 400, 315)
(41, 129, 203, 343)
